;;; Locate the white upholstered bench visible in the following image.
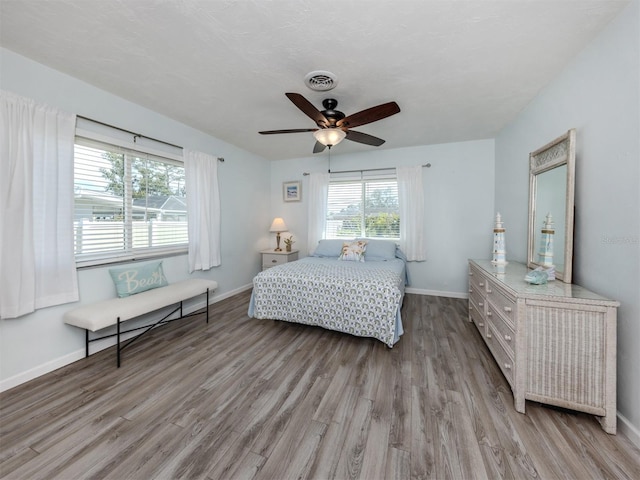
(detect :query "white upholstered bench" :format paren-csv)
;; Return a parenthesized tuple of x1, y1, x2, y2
(64, 278, 218, 367)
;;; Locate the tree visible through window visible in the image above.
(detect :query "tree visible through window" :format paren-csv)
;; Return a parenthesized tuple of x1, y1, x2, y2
(74, 137, 188, 265)
(326, 177, 399, 239)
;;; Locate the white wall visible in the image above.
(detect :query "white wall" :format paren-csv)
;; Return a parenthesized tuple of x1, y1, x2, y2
(495, 0, 640, 439)
(0, 48, 270, 388)
(268, 140, 495, 296)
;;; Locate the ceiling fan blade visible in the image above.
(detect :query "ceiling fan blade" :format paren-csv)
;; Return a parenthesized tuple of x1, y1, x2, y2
(337, 101, 400, 129)
(345, 130, 386, 147)
(259, 128, 318, 135)
(286, 93, 330, 127)
(313, 141, 327, 153)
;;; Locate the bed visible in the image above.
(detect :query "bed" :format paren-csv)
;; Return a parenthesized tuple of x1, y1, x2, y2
(248, 239, 407, 347)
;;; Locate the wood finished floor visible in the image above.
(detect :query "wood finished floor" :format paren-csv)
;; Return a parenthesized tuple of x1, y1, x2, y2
(1, 291, 639, 480)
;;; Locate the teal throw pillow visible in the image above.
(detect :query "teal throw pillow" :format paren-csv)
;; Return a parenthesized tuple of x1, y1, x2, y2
(109, 261, 169, 297)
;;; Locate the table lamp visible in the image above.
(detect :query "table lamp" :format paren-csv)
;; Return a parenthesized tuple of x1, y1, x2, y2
(270, 217, 288, 251)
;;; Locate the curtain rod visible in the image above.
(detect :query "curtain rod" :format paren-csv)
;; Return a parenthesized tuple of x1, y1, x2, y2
(76, 115, 224, 162)
(302, 163, 431, 176)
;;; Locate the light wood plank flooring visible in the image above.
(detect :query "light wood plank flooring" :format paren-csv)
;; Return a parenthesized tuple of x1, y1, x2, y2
(1, 292, 639, 479)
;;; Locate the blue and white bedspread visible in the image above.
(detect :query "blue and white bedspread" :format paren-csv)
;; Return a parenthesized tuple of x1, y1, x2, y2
(248, 257, 405, 347)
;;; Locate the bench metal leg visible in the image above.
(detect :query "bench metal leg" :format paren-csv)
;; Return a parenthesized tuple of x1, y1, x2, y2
(85, 330, 89, 358)
(86, 288, 212, 368)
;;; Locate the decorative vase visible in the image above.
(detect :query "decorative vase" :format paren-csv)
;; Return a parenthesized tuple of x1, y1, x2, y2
(286, 245, 292, 252)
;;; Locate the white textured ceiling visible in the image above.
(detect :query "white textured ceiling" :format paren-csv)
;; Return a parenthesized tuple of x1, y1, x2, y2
(0, 0, 629, 160)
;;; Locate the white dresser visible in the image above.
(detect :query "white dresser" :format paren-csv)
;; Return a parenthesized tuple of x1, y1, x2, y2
(468, 259, 619, 433)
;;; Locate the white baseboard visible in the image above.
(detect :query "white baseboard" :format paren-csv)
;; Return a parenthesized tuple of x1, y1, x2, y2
(617, 412, 640, 448)
(0, 284, 254, 393)
(0, 349, 86, 392)
(214, 283, 253, 301)
(405, 287, 469, 299)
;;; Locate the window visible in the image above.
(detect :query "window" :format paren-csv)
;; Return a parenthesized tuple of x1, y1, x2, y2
(326, 171, 399, 239)
(74, 136, 187, 266)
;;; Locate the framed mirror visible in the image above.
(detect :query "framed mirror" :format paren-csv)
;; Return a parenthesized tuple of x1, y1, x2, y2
(528, 129, 576, 283)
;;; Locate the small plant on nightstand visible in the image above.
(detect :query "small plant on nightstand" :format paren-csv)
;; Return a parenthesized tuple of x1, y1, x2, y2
(284, 235, 295, 252)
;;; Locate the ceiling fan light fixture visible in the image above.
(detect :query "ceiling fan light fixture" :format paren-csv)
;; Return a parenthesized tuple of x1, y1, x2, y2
(314, 128, 346, 147)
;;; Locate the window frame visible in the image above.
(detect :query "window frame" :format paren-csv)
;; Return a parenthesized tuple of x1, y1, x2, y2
(73, 129, 188, 268)
(325, 170, 400, 240)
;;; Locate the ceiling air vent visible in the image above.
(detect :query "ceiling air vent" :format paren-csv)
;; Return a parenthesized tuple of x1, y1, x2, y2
(304, 70, 338, 91)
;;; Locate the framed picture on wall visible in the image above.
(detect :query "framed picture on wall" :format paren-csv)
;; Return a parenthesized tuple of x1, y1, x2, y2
(283, 181, 301, 202)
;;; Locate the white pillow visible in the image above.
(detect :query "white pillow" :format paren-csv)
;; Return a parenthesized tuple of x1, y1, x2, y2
(339, 240, 368, 262)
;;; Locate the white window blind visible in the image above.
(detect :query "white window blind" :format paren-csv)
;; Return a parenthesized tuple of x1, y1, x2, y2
(326, 171, 399, 239)
(73, 136, 188, 266)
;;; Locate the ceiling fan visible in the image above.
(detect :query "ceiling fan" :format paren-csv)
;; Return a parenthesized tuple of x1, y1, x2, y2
(259, 93, 401, 153)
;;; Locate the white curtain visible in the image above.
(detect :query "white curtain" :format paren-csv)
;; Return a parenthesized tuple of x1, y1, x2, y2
(0, 91, 78, 318)
(306, 172, 330, 255)
(397, 165, 426, 261)
(184, 149, 221, 272)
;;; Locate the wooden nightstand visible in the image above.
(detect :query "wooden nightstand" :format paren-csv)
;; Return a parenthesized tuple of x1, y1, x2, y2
(260, 249, 299, 271)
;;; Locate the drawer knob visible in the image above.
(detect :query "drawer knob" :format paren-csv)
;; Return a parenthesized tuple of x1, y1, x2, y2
(504, 363, 512, 370)
(486, 311, 492, 317)
(478, 302, 483, 307)
(486, 331, 491, 338)
(469, 288, 473, 293)
(479, 322, 484, 327)
(469, 271, 473, 276)
(272, 259, 277, 263)
(487, 288, 492, 293)
(504, 335, 512, 341)
(479, 281, 485, 287)
(503, 306, 512, 313)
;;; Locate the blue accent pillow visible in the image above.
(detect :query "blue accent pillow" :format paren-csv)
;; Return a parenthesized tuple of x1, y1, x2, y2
(109, 261, 169, 298)
(357, 238, 397, 260)
(312, 239, 351, 257)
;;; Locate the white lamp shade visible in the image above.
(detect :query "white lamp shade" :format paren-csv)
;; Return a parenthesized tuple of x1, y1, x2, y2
(270, 217, 288, 232)
(313, 128, 346, 147)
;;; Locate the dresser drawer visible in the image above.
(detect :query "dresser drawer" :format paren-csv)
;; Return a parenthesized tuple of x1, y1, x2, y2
(263, 254, 287, 267)
(469, 300, 486, 336)
(487, 303, 515, 357)
(468, 265, 486, 293)
(468, 273, 486, 300)
(262, 251, 298, 268)
(469, 289, 485, 312)
(486, 322, 514, 387)
(486, 281, 516, 324)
